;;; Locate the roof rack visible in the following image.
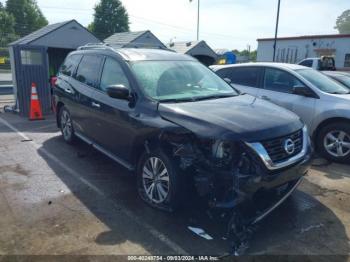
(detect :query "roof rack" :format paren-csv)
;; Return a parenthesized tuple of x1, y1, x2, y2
(77, 43, 115, 51)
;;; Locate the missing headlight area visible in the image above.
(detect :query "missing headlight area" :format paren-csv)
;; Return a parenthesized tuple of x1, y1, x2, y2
(165, 133, 263, 209)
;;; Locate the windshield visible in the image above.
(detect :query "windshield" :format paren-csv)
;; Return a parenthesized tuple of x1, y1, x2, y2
(335, 75, 350, 89)
(296, 69, 350, 94)
(130, 61, 238, 102)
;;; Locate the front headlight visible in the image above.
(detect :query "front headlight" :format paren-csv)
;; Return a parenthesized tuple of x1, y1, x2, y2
(212, 140, 233, 159)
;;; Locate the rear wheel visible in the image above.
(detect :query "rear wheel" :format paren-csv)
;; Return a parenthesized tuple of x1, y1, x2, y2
(137, 149, 183, 211)
(59, 106, 76, 144)
(317, 122, 350, 163)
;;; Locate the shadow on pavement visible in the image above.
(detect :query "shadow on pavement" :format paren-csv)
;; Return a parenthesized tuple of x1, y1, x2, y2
(37, 134, 350, 257)
(0, 112, 58, 134)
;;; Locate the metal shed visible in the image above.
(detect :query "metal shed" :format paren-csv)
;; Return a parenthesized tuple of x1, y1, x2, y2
(167, 41, 217, 66)
(9, 20, 101, 117)
(104, 30, 167, 50)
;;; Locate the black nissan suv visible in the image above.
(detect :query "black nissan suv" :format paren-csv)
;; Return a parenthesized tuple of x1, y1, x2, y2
(53, 45, 311, 219)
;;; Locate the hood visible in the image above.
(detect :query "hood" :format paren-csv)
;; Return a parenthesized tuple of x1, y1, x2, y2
(319, 93, 350, 110)
(323, 93, 350, 103)
(158, 94, 303, 142)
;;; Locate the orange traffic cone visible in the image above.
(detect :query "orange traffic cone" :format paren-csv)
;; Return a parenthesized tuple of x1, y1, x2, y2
(29, 82, 44, 121)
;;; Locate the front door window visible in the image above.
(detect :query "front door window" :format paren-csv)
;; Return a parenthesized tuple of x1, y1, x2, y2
(100, 58, 130, 92)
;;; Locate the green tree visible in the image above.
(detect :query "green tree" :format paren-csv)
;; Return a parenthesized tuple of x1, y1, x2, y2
(88, 0, 129, 40)
(0, 9, 17, 46)
(232, 49, 257, 62)
(6, 0, 48, 37)
(250, 50, 257, 62)
(335, 10, 350, 34)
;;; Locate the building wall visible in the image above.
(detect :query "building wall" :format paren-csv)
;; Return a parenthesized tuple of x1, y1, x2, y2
(257, 37, 350, 69)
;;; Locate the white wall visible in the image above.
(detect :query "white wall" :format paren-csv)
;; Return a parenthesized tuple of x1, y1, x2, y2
(257, 37, 350, 69)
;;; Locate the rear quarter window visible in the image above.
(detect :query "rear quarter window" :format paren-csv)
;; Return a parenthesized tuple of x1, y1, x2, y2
(75, 55, 103, 87)
(218, 67, 260, 88)
(59, 54, 82, 76)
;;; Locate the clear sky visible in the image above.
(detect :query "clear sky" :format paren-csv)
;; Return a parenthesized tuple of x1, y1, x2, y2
(1, 0, 349, 50)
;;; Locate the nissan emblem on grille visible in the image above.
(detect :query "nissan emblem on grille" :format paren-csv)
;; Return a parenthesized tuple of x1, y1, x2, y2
(284, 138, 295, 155)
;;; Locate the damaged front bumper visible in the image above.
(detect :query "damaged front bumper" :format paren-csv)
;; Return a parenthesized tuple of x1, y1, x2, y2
(194, 147, 311, 211)
(218, 150, 311, 256)
(240, 154, 311, 225)
(252, 175, 303, 225)
(191, 125, 312, 212)
(224, 156, 311, 255)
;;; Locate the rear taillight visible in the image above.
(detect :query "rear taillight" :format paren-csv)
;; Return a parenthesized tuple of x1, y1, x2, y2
(50, 76, 58, 87)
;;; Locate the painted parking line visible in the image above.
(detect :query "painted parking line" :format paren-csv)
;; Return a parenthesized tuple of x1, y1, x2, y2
(0, 116, 188, 255)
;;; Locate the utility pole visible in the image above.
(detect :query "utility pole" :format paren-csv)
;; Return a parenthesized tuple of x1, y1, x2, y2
(190, 0, 200, 41)
(197, 0, 200, 41)
(273, 0, 281, 62)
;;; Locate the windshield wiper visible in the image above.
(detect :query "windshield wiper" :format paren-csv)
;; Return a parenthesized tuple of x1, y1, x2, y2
(159, 93, 237, 103)
(159, 98, 197, 103)
(329, 91, 350, 94)
(194, 93, 238, 101)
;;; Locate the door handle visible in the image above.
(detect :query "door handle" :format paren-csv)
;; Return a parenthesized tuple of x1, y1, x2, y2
(65, 88, 73, 94)
(91, 102, 101, 108)
(261, 95, 271, 101)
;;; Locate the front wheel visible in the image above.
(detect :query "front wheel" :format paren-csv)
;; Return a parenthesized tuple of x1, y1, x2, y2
(137, 150, 183, 211)
(317, 122, 350, 163)
(59, 106, 76, 144)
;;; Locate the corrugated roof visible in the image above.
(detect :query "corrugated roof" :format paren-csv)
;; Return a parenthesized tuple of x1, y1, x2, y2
(10, 20, 74, 46)
(167, 41, 202, 54)
(104, 31, 149, 47)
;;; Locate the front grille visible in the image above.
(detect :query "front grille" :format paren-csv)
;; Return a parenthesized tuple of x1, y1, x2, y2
(261, 129, 303, 164)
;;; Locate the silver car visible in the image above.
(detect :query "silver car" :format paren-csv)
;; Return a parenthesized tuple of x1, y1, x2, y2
(323, 71, 350, 89)
(211, 63, 350, 163)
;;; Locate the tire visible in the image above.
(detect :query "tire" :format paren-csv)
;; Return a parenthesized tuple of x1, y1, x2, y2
(137, 149, 184, 211)
(317, 122, 350, 163)
(59, 106, 76, 144)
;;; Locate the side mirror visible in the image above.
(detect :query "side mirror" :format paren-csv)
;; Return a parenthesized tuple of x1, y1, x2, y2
(106, 85, 130, 100)
(292, 85, 313, 97)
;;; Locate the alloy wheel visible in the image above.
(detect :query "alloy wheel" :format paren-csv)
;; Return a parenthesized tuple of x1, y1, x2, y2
(142, 157, 170, 204)
(323, 130, 350, 158)
(61, 110, 72, 140)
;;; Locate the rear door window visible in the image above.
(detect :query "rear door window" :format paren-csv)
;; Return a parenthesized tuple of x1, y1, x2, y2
(264, 68, 304, 94)
(75, 55, 103, 87)
(100, 58, 130, 92)
(59, 55, 82, 76)
(220, 67, 260, 88)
